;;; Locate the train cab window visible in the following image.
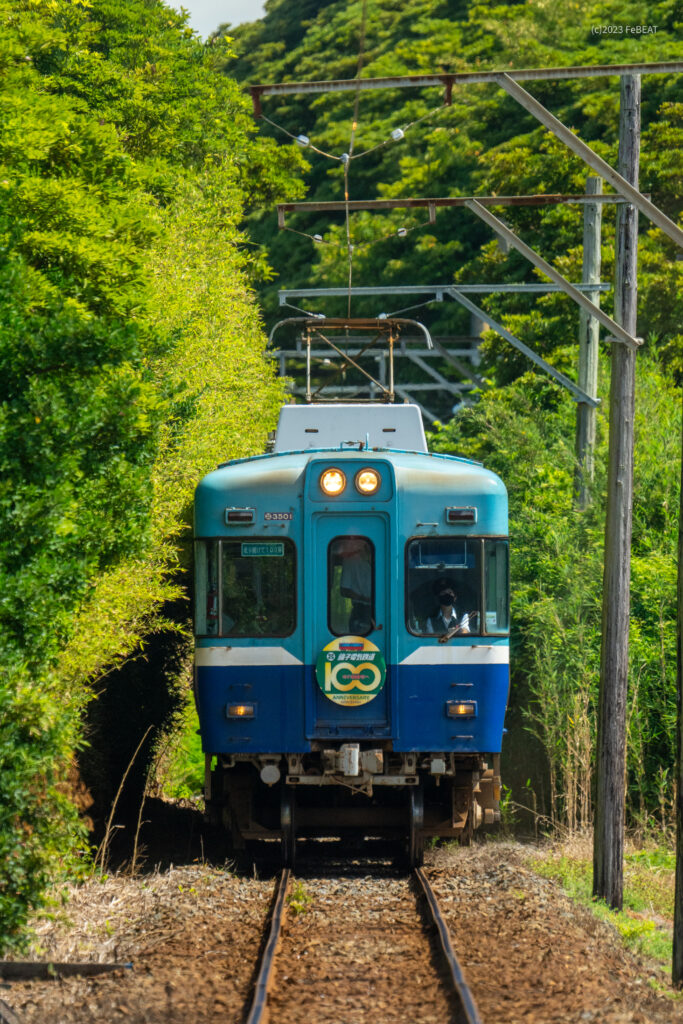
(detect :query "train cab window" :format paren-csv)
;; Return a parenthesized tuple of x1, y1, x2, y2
(484, 539, 510, 634)
(406, 538, 482, 637)
(328, 536, 375, 636)
(195, 539, 296, 637)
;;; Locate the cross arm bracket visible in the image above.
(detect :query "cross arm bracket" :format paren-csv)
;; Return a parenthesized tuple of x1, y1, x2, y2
(465, 199, 642, 351)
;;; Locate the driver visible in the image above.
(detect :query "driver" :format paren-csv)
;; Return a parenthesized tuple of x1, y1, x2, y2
(426, 587, 470, 635)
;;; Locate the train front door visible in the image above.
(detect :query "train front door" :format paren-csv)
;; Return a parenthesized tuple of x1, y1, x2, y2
(306, 512, 391, 739)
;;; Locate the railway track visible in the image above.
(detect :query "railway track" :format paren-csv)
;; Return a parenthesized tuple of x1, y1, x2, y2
(246, 867, 482, 1024)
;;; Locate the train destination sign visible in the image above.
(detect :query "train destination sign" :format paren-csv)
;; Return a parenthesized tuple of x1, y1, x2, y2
(240, 542, 285, 557)
(316, 636, 386, 707)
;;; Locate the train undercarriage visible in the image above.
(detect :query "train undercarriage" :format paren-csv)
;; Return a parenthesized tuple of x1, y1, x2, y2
(204, 748, 501, 866)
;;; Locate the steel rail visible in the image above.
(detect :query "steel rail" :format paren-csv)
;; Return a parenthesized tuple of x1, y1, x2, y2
(414, 868, 482, 1024)
(245, 868, 291, 1024)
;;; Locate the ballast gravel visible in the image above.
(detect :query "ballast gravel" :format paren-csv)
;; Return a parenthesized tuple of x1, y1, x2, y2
(2, 842, 683, 1024)
(268, 874, 454, 1024)
(428, 842, 683, 1024)
(2, 864, 274, 1024)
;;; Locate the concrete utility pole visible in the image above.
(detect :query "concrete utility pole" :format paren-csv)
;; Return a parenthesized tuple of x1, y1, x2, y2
(593, 75, 640, 910)
(574, 176, 602, 508)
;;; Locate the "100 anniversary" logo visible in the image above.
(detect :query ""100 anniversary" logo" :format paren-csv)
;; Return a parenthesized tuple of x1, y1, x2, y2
(315, 636, 387, 706)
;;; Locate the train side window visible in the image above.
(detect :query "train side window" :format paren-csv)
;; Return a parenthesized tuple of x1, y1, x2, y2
(484, 539, 510, 634)
(405, 538, 482, 636)
(328, 536, 375, 636)
(218, 539, 296, 637)
(195, 540, 219, 635)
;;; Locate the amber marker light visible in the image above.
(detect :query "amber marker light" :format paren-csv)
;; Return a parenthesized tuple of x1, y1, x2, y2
(355, 467, 380, 495)
(320, 468, 346, 496)
(226, 703, 256, 719)
(446, 700, 477, 718)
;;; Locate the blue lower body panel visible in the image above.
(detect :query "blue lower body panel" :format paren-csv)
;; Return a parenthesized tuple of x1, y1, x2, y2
(197, 665, 307, 754)
(395, 663, 508, 753)
(196, 662, 508, 755)
(307, 664, 392, 740)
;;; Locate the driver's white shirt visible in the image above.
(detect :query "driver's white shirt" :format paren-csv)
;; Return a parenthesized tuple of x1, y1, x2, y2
(426, 608, 470, 634)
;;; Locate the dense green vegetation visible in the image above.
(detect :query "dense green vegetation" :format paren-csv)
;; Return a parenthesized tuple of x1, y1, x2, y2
(0, 0, 302, 950)
(2, 0, 682, 954)
(223, 0, 683, 364)
(222, 0, 683, 827)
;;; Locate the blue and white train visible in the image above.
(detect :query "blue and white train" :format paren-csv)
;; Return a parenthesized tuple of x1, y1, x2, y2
(194, 399, 509, 865)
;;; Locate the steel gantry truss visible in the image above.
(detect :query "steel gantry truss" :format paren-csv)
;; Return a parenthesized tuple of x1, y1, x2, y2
(273, 189, 643, 414)
(252, 58, 683, 250)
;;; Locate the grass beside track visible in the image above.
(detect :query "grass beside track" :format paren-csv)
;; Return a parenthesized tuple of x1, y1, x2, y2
(528, 834, 680, 993)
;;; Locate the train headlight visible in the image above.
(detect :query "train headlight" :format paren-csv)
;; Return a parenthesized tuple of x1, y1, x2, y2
(355, 468, 381, 495)
(226, 703, 256, 719)
(446, 700, 477, 718)
(320, 468, 346, 496)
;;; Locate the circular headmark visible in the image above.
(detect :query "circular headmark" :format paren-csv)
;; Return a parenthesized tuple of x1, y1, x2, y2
(315, 636, 386, 707)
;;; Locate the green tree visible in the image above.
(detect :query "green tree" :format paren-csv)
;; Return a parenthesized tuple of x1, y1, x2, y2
(0, 0, 303, 950)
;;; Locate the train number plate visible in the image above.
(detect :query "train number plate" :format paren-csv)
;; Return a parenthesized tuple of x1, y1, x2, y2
(264, 512, 293, 521)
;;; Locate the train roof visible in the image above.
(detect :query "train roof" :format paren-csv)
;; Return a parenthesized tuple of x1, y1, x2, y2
(272, 403, 428, 453)
(195, 404, 508, 511)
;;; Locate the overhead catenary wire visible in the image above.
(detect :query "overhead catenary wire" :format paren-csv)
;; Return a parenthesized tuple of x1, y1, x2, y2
(258, 4, 458, 310)
(350, 101, 450, 159)
(381, 299, 435, 318)
(259, 100, 451, 163)
(281, 301, 326, 317)
(282, 215, 436, 251)
(259, 114, 342, 160)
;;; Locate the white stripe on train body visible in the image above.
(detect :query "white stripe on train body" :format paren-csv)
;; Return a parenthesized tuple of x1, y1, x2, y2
(195, 645, 507, 668)
(195, 646, 303, 667)
(399, 645, 509, 666)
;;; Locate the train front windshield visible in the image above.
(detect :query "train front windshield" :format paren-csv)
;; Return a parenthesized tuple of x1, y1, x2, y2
(195, 539, 296, 637)
(406, 537, 509, 636)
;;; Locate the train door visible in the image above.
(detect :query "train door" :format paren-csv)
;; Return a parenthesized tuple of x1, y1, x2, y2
(306, 512, 391, 739)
